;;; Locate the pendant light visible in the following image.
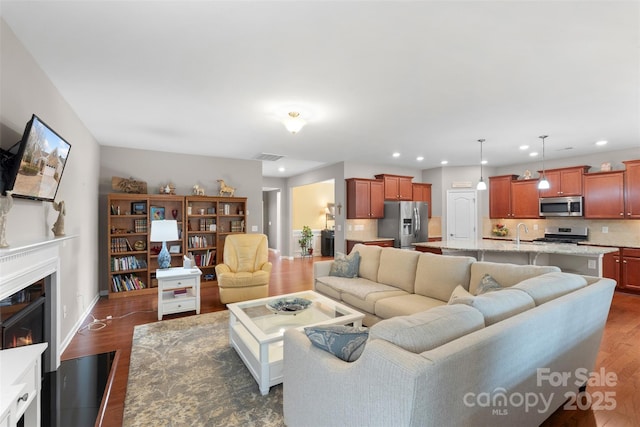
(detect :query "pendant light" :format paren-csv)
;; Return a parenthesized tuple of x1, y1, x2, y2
(538, 135, 550, 190)
(476, 139, 487, 190)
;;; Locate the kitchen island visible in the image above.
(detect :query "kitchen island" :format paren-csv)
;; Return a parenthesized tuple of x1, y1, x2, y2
(414, 239, 618, 277)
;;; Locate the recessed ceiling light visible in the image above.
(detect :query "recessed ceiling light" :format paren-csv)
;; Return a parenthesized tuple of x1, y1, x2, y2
(529, 152, 539, 157)
(519, 145, 529, 150)
(440, 160, 448, 165)
(596, 140, 608, 146)
(481, 160, 488, 165)
(392, 152, 400, 158)
(416, 156, 424, 161)
(278, 167, 285, 172)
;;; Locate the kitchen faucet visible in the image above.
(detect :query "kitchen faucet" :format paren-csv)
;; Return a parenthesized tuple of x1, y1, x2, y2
(516, 223, 529, 245)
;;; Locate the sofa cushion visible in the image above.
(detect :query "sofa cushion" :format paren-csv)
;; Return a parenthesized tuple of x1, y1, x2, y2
(329, 251, 361, 278)
(374, 294, 445, 319)
(448, 284, 476, 305)
(469, 262, 561, 294)
(512, 272, 588, 305)
(352, 244, 382, 282)
(341, 289, 408, 315)
(304, 325, 369, 362)
(369, 305, 484, 353)
(414, 253, 475, 301)
(376, 248, 420, 293)
(475, 273, 503, 295)
(449, 285, 535, 325)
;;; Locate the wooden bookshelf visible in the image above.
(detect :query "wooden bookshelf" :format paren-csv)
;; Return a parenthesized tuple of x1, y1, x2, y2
(185, 196, 247, 285)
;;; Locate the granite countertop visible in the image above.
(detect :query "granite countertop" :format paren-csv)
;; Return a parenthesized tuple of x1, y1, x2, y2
(413, 240, 619, 256)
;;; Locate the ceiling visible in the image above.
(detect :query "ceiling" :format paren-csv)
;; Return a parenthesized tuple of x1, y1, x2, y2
(1, 1, 638, 177)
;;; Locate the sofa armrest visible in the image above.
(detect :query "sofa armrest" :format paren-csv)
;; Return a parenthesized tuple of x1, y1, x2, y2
(313, 260, 333, 279)
(283, 329, 432, 427)
(215, 264, 231, 275)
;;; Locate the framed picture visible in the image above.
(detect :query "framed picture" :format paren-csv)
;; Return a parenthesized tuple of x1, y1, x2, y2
(131, 201, 147, 215)
(150, 206, 165, 221)
(169, 245, 181, 254)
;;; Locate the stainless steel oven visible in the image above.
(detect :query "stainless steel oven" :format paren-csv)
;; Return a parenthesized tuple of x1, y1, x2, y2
(539, 196, 583, 217)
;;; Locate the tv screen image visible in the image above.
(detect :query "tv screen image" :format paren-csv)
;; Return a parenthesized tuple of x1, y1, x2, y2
(9, 115, 72, 202)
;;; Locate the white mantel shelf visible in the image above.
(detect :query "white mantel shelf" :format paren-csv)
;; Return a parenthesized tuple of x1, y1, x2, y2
(0, 234, 77, 260)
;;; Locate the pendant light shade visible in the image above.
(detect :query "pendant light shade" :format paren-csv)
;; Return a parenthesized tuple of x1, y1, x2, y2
(538, 135, 550, 190)
(476, 139, 487, 190)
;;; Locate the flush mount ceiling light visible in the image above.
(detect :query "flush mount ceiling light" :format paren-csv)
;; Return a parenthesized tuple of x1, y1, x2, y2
(538, 135, 550, 190)
(476, 139, 487, 190)
(284, 112, 306, 134)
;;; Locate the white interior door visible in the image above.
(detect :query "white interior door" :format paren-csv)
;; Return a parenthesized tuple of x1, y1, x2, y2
(446, 190, 478, 241)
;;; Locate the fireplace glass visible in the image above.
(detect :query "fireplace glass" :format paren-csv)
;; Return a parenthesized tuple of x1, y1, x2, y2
(1, 278, 45, 350)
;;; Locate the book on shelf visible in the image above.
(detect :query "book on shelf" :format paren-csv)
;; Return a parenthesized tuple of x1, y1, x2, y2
(111, 237, 134, 253)
(111, 256, 147, 272)
(111, 274, 146, 292)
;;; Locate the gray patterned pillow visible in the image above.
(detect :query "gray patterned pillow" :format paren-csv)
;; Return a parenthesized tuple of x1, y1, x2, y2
(329, 251, 361, 278)
(475, 273, 503, 295)
(304, 325, 369, 362)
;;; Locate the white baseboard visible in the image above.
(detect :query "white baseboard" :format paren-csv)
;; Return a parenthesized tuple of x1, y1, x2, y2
(58, 292, 100, 356)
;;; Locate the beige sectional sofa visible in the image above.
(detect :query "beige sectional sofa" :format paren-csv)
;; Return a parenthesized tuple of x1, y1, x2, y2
(284, 244, 616, 426)
(313, 243, 560, 325)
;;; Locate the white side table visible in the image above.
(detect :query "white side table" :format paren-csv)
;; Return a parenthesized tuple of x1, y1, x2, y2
(157, 267, 202, 320)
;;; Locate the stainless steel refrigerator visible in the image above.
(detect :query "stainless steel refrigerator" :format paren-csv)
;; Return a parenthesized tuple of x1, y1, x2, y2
(378, 201, 429, 249)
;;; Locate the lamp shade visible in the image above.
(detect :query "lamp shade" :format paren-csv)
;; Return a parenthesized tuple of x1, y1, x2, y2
(284, 112, 306, 134)
(150, 220, 179, 242)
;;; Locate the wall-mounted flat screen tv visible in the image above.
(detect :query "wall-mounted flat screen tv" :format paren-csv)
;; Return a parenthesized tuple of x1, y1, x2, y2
(1, 115, 72, 202)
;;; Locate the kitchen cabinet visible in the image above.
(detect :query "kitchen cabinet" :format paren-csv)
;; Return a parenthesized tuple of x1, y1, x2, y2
(538, 166, 589, 198)
(346, 239, 394, 254)
(583, 171, 625, 219)
(346, 178, 385, 219)
(375, 174, 413, 201)
(489, 175, 517, 218)
(623, 160, 640, 218)
(510, 180, 540, 219)
(604, 247, 640, 293)
(412, 183, 432, 217)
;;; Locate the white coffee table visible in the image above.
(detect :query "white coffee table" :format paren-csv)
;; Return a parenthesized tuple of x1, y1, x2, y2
(227, 290, 364, 395)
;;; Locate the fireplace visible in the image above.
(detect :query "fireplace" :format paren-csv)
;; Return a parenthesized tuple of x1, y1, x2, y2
(0, 236, 71, 372)
(1, 279, 46, 351)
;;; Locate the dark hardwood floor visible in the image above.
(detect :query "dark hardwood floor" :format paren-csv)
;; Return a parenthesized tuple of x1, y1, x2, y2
(62, 254, 640, 426)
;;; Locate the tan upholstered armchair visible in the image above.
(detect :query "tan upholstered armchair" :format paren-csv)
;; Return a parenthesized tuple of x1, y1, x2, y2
(215, 233, 272, 304)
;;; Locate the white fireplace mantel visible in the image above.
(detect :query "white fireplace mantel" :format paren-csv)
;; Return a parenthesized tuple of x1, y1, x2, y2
(0, 235, 76, 372)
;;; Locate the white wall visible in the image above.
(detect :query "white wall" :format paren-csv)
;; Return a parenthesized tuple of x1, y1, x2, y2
(1, 19, 101, 346)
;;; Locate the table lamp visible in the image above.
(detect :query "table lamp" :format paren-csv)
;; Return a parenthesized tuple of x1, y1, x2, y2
(150, 219, 179, 269)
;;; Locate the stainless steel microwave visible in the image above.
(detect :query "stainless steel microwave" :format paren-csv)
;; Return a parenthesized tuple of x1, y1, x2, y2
(539, 196, 583, 217)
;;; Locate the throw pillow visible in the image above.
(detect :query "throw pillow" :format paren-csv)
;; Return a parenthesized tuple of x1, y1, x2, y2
(304, 325, 369, 362)
(448, 285, 475, 305)
(329, 251, 361, 278)
(475, 273, 503, 295)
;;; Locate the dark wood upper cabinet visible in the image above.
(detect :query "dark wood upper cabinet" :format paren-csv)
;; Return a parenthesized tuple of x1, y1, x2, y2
(510, 180, 540, 219)
(489, 175, 518, 219)
(623, 160, 640, 218)
(375, 174, 413, 201)
(583, 171, 625, 219)
(538, 166, 589, 198)
(412, 183, 432, 218)
(346, 178, 384, 219)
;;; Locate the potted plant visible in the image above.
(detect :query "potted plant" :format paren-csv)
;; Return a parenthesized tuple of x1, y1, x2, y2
(299, 225, 314, 255)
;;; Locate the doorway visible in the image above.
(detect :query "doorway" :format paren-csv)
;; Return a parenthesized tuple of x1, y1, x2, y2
(446, 190, 478, 242)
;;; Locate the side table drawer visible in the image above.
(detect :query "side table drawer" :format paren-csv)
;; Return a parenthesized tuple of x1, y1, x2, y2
(163, 298, 197, 314)
(161, 277, 197, 289)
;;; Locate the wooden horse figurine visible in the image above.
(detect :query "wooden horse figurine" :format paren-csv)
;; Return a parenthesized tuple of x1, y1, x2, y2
(217, 179, 236, 197)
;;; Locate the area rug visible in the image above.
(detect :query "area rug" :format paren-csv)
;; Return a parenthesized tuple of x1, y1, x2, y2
(123, 311, 284, 427)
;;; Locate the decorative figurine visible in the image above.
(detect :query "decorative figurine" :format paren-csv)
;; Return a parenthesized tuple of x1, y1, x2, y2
(159, 183, 176, 195)
(112, 176, 147, 194)
(217, 179, 236, 197)
(0, 190, 14, 248)
(51, 200, 66, 237)
(192, 184, 205, 196)
(523, 170, 532, 180)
